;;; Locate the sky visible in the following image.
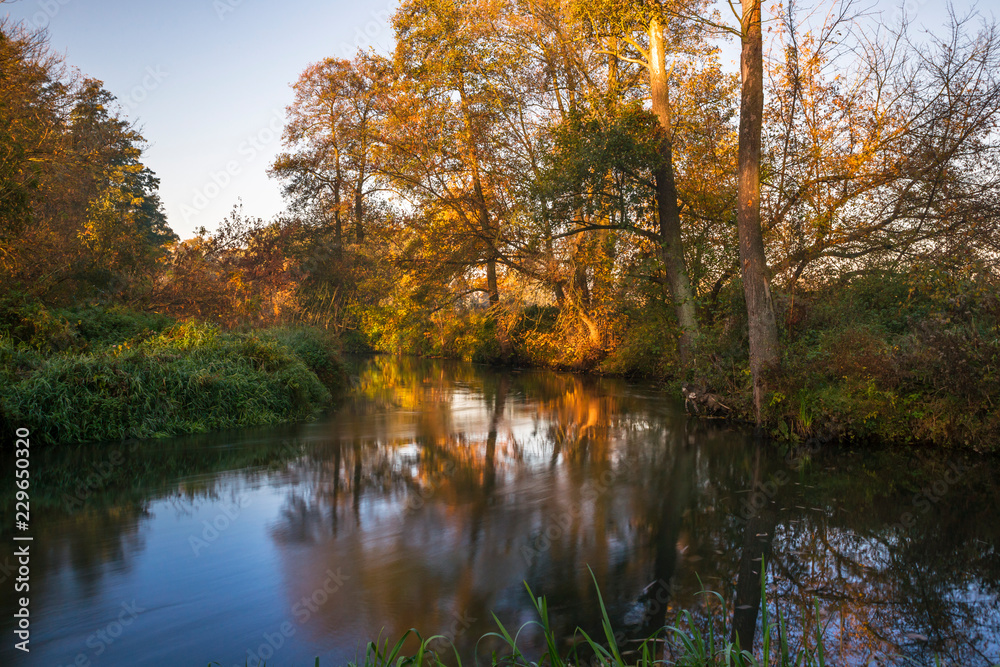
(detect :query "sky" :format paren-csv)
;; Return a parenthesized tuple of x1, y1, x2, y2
(2, 0, 399, 240)
(0, 0, 980, 241)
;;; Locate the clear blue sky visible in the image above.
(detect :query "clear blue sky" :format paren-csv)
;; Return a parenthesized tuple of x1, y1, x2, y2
(2, 0, 398, 239)
(1, 0, 981, 240)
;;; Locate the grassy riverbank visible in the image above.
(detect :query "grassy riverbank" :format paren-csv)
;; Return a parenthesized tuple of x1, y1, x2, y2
(355, 268, 1000, 453)
(0, 298, 345, 446)
(334, 588, 822, 667)
(222, 576, 999, 666)
(218, 577, 944, 667)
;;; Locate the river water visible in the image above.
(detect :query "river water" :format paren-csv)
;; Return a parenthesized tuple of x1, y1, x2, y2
(1, 356, 997, 666)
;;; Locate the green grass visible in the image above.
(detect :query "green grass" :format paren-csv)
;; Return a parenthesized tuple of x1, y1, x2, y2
(211, 569, 848, 667)
(259, 325, 347, 393)
(211, 570, 999, 667)
(208, 572, 1000, 667)
(1, 314, 346, 446)
(0, 293, 175, 352)
(58, 303, 176, 348)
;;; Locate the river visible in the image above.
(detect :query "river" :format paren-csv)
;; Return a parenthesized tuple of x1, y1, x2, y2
(1, 356, 997, 666)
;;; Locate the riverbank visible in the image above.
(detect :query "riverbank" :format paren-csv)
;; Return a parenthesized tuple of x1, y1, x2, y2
(0, 298, 345, 446)
(354, 270, 1000, 453)
(3, 266, 996, 453)
(292, 577, 833, 667)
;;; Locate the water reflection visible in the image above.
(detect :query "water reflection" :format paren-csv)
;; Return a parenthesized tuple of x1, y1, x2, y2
(0, 356, 997, 666)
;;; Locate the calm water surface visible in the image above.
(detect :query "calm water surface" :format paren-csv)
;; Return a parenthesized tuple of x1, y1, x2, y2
(1, 356, 997, 666)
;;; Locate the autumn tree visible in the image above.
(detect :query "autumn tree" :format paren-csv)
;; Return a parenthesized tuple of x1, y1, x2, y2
(765, 4, 1000, 286)
(69, 80, 175, 291)
(0, 19, 70, 290)
(151, 204, 301, 325)
(570, 0, 726, 363)
(0, 20, 63, 268)
(271, 54, 387, 248)
(383, 0, 519, 307)
(676, 0, 786, 417)
(0, 19, 174, 302)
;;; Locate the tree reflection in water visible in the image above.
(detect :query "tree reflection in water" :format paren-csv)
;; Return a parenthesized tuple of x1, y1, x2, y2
(1, 356, 996, 666)
(268, 357, 999, 666)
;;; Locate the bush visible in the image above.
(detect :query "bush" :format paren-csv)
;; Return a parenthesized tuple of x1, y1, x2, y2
(0, 294, 177, 353)
(0, 336, 43, 384)
(748, 268, 1000, 450)
(598, 305, 679, 377)
(261, 326, 347, 392)
(0, 321, 337, 446)
(58, 304, 174, 348)
(0, 291, 76, 351)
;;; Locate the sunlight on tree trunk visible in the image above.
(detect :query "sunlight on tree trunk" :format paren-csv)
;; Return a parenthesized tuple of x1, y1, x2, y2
(649, 15, 699, 364)
(738, 0, 779, 421)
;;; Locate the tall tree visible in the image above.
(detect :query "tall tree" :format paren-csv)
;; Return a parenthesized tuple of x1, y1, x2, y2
(575, 0, 709, 362)
(647, 10, 700, 361)
(1, 19, 174, 302)
(384, 0, 517, 306)
(764, 4, 1000, 287)
(70, 81, 175, 276)
(737, 0, 779, 420)
(271, 55, 385, 247)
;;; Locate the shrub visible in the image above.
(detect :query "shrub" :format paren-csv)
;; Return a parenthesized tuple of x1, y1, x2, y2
(261, 326, 347, 392)
(0, 291, 76, 351)
(0, 336, 43, 384)
(0, 321, 334, 446)
(598, 306, 679, 377)
(749, 268, 1000, 450)
(57, 304, 174, 348)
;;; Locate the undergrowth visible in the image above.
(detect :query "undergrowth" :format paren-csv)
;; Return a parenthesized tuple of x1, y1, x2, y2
(0, 298, 345, 446)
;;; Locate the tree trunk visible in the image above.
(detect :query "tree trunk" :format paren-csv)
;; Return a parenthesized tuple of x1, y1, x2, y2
(553, 281, 565, 306)
(458, 74, 499, 308)
(738, 0, 780, 421)
(572, 223, 591, 308)
(333, 151, 343, 250)
(574, 263, 590, 307)
(354, 184, 364, 243)
(607, 36, 619, 98)
(486, 256, 499, 306)
(478, 168, 499, 307)
(648, 17, 699, 363)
